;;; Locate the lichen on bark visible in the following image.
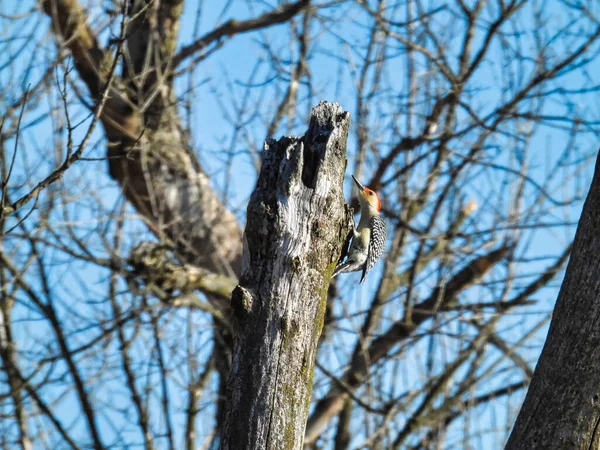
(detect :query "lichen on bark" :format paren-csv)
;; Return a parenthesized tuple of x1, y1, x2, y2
(220, 101, 351, 450)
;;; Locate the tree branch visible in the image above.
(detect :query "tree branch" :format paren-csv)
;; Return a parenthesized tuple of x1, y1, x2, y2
(305, 244, 510, 444)
(174, 0, 310, 67)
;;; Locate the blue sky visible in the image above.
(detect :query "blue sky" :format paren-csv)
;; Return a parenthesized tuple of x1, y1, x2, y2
(1, 0, 599, 448)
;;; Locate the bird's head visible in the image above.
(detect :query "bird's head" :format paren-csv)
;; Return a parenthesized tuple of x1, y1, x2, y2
(352, 175, 381, 212)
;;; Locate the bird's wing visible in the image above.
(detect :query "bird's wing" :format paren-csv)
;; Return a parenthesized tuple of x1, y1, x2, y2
(337, 225, 354, 266)
(360, 215, 387, 283)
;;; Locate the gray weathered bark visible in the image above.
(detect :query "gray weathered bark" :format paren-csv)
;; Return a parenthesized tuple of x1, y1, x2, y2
(220, 102, 351, 450)
(41, 0, 247, 278)
(505, 150, 600, 449)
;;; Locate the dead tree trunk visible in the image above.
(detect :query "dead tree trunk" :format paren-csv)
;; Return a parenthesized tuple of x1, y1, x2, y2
(505, 151, 600, 449)
(220, 101, 351, 450)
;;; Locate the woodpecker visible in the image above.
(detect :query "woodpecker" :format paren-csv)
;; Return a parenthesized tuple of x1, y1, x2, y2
(333, 175, 387, 283)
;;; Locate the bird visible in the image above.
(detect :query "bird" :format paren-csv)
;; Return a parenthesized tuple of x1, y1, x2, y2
(332, 175, 387, 283)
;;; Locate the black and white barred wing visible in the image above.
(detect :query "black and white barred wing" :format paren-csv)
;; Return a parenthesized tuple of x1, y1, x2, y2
(360, 214, 387, 283)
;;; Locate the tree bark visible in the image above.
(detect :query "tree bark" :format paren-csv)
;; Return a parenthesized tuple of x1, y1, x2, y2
(505, 150, 600, 449)
(220, 101, 351, 450)
(41, 0, 245, 277)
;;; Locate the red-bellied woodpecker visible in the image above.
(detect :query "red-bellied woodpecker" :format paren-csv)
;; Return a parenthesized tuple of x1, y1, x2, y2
(333, 175, 387, 283)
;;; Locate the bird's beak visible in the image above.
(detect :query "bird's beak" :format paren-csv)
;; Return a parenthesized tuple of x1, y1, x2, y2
(352, 175, 365, 192)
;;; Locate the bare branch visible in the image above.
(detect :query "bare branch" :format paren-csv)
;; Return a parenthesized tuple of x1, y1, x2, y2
(174, 0, 310, 67)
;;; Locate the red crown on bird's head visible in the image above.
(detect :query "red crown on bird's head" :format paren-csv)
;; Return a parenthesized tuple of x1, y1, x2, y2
(362, 186, 381, 212)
